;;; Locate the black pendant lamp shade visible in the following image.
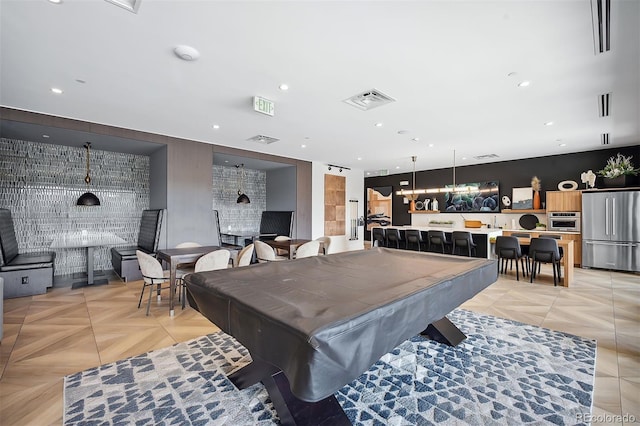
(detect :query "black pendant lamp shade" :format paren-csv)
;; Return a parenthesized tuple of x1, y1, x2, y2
(236, 192, 250, 204)
(77, 142, 101, 206)
(235, 164, 250, 204)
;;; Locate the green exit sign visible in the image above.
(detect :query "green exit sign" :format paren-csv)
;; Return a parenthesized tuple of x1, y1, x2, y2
(254, 96, 275, 116)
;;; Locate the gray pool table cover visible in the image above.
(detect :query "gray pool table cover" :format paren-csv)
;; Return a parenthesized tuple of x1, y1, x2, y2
(185, 247, 497, 402)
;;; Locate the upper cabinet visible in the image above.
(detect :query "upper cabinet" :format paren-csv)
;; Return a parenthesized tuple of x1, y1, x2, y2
(546, 190, 582, 212)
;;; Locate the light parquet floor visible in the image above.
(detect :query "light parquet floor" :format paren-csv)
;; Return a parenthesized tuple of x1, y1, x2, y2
(0, 265, 638, 425)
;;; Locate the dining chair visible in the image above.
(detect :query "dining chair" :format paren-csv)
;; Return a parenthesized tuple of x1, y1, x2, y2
(136, 250, 170, 316)
(254, 240, 287, 263)
(452, 231, 477, 257)
(315, 236, 333, 254)
(236, 243, 255, 267)
(528, 238, 562, 286)
(295, 240, 321, 259)
(427, 230, 451, 254)
(194, 250, 231, 272)
(494, 236, 528, 281)
(273, 235, 292, 256)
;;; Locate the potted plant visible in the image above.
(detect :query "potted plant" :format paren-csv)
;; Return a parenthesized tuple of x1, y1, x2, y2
(598, 153, 640, 188)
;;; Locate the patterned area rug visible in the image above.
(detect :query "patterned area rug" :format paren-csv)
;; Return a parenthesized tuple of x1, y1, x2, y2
(64, 309, 596, 425)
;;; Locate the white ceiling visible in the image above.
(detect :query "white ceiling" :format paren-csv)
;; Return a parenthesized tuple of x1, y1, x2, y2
(1, 0, 638, 175)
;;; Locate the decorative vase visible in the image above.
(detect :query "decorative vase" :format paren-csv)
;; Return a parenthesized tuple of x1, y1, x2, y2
(409, 200, 416, 211)
(533, 190, 541, 210)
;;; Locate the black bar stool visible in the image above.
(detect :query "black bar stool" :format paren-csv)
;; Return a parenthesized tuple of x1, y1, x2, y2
(371, 227, 386, 248)
(427, 230, 451, 254)
(385, 228, 402, 249)
(404, 229, 423, 251)
(452, 231, 477, 257)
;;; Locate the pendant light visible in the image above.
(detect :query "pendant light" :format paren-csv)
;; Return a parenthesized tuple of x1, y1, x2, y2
(236, 164, 250, 204)
(76, 142, 101, 206)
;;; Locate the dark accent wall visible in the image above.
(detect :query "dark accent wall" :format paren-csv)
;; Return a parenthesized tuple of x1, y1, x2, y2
(266, 167, 297, 211)
(365, 146, 640, 228)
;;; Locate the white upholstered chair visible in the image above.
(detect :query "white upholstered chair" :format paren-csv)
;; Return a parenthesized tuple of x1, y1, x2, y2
(295, 240, 321, 259)
(194, 250, 231, 272)
(315, 236, 334, 255)
(273, 235, 292, 256)
(136, 250, 170, 316)
(254, 240, 287, 263)
(236, 244, 254, 267)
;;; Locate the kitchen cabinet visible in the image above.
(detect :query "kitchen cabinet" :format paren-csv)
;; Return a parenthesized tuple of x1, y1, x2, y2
(546, 191, 582, 212)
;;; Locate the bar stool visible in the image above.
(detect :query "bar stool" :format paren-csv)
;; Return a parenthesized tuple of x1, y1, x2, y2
(371, 227, 386, 248)
(427, 230, 451, 254)
(404, 229, 423, 251)
(452, 231, 477, 257)
(494, 236, 528, 280)
(385, 228, 402, 249)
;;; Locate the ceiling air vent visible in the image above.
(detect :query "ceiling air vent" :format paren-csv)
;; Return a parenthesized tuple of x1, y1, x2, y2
(343, 89, 396, 111)
(598, 93, 611, 117)
(591, 0, 610, 54)
(601, 133, 610, 145)
(247, 135, 279, 145)
(473, 154, 500, 160)
(104, 0, 142, 13)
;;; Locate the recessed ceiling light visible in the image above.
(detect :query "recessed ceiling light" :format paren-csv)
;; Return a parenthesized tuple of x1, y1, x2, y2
(395, 166, 400, 169)
(50, 87, 63, 94)
(374, 122, 383, 127)
(42, 134, 50, 138)
(279, 84, 289, 91)
(544, 121, 554, 126)
(397, 130, 409, 135)
(212, 124, 220, 129)
(428, 144, 434, 148)
(559, 143, 567, 147)
(366, 172, 371, 176)
(48, 0, 62, 3)
(224, 160, 229, 163)
(173, 45, 200, 61)
(518, 81, 531, 87)
(301, 144, 306, 148)
(462, 157, 467, 160)
(75, 79, 86, 84)
(357, 157, 362, 161)
(412, 137, 420, 142)
(507, 72, 517, 77)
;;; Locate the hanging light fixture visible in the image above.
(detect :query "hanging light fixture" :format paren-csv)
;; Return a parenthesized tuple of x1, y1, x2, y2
(76, 142, 101, 206)
(236, 164, 250, 204)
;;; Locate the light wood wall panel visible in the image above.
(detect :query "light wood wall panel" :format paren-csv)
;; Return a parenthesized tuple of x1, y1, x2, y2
(324, 174, 345, 236)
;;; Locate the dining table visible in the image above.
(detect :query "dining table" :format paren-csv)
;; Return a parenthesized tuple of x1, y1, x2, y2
(220, 231, 277, 246)
(156, 245, 235, 316)
(50, 231, 127, 289)
(517, 237, 574, 286)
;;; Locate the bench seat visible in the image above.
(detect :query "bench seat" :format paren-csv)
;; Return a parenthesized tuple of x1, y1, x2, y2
(111, 246, 152, 282)
(0, 251, 55, 299)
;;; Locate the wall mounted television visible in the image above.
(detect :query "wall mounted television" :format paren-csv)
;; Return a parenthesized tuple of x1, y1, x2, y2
(444, 181, 499, 212)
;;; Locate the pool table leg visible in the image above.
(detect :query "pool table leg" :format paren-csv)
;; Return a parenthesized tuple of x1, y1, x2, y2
(228, 359, 350, 426)
(421, 316, 467, 346)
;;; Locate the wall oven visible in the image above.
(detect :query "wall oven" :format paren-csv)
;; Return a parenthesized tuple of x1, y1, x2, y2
(547, 212, 581, 232)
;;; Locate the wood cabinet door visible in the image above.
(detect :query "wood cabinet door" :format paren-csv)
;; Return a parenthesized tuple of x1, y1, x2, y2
(546, 191, 582, 212)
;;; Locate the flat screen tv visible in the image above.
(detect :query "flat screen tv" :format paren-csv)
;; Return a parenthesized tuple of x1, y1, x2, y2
(444, 181, 499, 212)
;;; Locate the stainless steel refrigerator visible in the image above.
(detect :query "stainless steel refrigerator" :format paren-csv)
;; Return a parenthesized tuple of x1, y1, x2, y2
(582, 189, 640, 272)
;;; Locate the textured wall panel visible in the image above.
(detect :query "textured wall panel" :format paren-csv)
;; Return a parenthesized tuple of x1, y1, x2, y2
(212, 165, 265, 239)
(0, 138, 149, 276)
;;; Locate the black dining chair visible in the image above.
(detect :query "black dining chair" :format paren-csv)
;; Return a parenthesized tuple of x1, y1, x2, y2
(452, 231, 477, 257)
(371, 227, 386, 248)
(528, 237, 562, 286)
(427, 230, 451, 254)
(404, 229, 423, 251)
(494, 236, 528, 281)
(385, 228, 402, 249)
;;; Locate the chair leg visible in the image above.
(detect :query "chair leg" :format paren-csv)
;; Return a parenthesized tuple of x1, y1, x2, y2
(138, 284, 146, 308)
(515, 258, 519, 281)
(146, 283, 154, 316)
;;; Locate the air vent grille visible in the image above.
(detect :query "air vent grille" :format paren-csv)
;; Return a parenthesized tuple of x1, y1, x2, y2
(247, 135, 279, 144)
(343, 89, 396, 111)
(591, 0, 611, 54)
(599, 93, 611, 117)
(601, 133, 610, 145)
(473, 154, 500, 160)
